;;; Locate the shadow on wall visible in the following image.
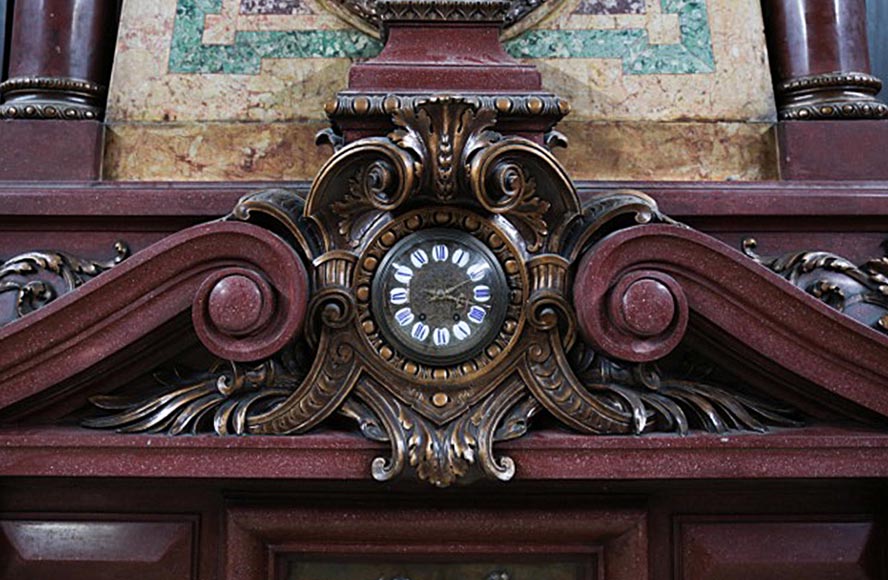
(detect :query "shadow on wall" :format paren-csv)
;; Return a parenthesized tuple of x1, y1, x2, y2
(1, 0, 9, 79)
(868, 0, 888, 88)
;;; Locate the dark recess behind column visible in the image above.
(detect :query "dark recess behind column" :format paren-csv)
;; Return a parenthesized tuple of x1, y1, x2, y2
(0, 0, 10, 80)
(869, 0, 887, 88)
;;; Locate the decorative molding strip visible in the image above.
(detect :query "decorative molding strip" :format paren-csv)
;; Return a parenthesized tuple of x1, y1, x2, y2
(325, 93, 570, 120)
(379, 572, 512, 580)
(168, 0, 715, 75)
(0, 76, 107, 120)
(776, 71, 888, 120)
(777, 71, 883, 94)
(376, 0, 512, 23)
(779, 100, 888, 120)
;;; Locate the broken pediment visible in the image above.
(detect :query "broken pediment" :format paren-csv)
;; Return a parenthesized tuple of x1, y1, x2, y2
(1, 95, 888, 487)
(1, 1, 888, 488)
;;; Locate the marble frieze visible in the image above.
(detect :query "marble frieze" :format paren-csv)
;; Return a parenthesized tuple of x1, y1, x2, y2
(104, 0, 777, 180)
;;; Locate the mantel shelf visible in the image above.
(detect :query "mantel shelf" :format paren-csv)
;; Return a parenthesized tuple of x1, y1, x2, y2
(1, 425, 885, 482)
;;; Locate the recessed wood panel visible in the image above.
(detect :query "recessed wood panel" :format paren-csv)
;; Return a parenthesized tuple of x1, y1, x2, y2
(226, 503, 646, 580)
(0, 516, 195, 580)
(283, 557, 596, 580)
(677, 518, 880, 580)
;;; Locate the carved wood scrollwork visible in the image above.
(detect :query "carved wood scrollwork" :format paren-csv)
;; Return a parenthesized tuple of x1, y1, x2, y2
(742, 238, 888, 335)
(82, 97, 805, 487)
(0, 242, 130, 324)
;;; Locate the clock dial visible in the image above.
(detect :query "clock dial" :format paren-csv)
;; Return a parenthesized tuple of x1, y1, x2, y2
(372, 229, 510, 365)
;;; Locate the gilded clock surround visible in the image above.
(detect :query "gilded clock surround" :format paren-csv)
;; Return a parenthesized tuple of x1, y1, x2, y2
(249, 94, 621, 445)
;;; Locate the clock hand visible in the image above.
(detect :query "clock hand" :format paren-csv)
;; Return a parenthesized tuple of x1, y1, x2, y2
(426, 290, 470, 309)
(425, 288, 447, 299)
(425, 279, 471, 299)
(442, 278, 475, 294)
(425, 279, 475, 301)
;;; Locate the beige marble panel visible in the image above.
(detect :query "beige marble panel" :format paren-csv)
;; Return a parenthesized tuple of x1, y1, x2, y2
(555, 120, 777, 181)
(107, 0, 775, 124)
(532, 0, 776, 122)
(105, 0, 778, 181)
(106, 0, 353, 123)
(104, 122, 333, 181)
(105, 120, 776, 182)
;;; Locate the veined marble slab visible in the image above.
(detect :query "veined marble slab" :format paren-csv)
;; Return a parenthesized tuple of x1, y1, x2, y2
(105, 0, 777, 180)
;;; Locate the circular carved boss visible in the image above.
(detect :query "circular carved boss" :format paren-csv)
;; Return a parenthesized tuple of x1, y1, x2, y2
(193, 264, 309, 362)
(354, 209, 527, 383)
(574, 264, 688, 363)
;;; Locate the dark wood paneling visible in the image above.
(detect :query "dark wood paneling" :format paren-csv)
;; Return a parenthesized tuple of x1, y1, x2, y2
(225, 502, 645, 580)
(2, 181, 888, 263)
(6, 0, 117, 82)
(0, 515, 196, 580)
(777, 121, 888, 181)
(677, 518, 879, 580)
(762, 0, 871, 80)
(1, 426, 887, 481)
(0, 0, 9, 80)
(0, 120, 103, 181)
(0, 478, 883, 580)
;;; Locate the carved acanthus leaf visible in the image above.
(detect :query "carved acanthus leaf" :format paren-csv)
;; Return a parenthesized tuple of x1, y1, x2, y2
(391, 97, 497, 201)
(509, 176, 549, 252)
(0, 242, 130, 322)
(228, 188, 321, 259)
(569, 344, 802, 435)
(743, 238, 888, 334)
(84, 347, 308, 436)
(331, 163, 389, 247)
(352, 376, 529, 487)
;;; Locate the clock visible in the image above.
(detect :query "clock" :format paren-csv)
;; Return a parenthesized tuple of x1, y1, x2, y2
(372, 229, 510, 365)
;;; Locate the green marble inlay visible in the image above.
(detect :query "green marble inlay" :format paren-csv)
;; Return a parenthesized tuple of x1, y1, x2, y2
(504, 0, 715, 74)
(170, 0, 382, 74)
(169, 0, 714, 75)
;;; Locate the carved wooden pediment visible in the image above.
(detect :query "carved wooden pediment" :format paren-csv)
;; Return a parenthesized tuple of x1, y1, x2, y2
(2, 1, 888, 487)
(1, 92, 888, 487)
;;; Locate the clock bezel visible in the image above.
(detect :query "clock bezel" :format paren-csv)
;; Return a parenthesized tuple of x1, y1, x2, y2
(370, 228, 510, 366)
(353, 208, 527, 389)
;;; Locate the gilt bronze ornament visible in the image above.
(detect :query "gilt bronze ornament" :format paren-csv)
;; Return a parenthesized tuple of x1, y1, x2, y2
(743, 238, 888, 335)
(0, 241, 129, 324)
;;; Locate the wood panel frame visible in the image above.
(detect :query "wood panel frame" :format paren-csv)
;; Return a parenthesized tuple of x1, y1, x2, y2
(224, 501, 647, 580)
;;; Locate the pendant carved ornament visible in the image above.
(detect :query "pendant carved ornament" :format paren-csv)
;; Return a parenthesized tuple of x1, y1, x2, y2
(83, 97, 801, 487)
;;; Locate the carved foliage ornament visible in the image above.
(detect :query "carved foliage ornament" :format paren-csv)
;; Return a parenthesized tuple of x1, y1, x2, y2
(743, 238, 888, 334)
(0, 242, 130, 323)
(85, 98, 800, 487)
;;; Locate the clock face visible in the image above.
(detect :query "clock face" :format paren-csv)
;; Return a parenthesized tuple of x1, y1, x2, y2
(372, 229, 510, 365)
